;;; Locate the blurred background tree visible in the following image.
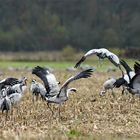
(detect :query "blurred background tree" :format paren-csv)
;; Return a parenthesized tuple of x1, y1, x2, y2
(0, 0, 140, 54)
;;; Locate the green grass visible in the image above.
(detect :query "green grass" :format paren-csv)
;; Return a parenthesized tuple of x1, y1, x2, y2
(0, 61, 74, 69)
(0, 58, 137, 71)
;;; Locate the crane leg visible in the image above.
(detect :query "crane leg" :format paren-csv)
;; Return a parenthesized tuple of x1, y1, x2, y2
(122, 86, 125, 95)
(58, 104, 61, 121)
(111, 89, 115, 98)
(32, 95, 35, 103)
(36, 93, 39, 101)
(47, 102, 54, 116)
(5, 110, 8, 121)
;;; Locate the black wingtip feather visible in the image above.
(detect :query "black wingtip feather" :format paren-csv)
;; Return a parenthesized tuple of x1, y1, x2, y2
(32, 66, 51, 93)
(58, 68, 94, 96)
(120, 59, 132, 72)
(32, 66, 49, 75)
(0, 78, 20, 88)
(134, 62, 140, 68)
(134, 62, 140, 74)
(79, 68, 94, 78)
(74, 56, 86, 68)
(32, 66, 41, 74)
(113, 77, 126, 88)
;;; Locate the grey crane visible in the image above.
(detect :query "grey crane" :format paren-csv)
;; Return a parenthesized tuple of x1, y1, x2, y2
(113, 60, 136, 95)
(10, 77, 27, 93)
(32, 66, 61, 115)
(7, 88, 25, 115)
(0, 95, 11, 119)
(74, 48, 124, 75)
(0, 88, 8, 98)
(30, 79, 46, 102)
(0, 77, 27, 91)
(8, 92, 23, 106)
(113, 61, 140, 96)
(32, 66, 93, 118)
(2, 77, 28, 97)
(0, 77, 20, 90)
(127, 62, 140, 95)
(3, 79, 27, 114)
(32, 66, 60, 97)
(100, 78, 116, 97)
(0, 77, 27, 117)
(120, 60, 135, 82)
(45, 69, 93, 103)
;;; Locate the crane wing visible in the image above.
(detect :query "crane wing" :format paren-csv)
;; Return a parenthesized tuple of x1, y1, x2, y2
(32, 66, 60, 96)
(57, 69, 93, 97)
(129, 74, 140, 89)
(120, 59, 132, 73)
(74, 49, 97, 68)
(113, 77, 126, 88)
(134, 62, 140, 74)
(129, 62, 140, 89)
(107, 53, 120, 66)
(32, 66, 51, 93)
(0, 77, 20, 90)
(74, 56, 86, 68)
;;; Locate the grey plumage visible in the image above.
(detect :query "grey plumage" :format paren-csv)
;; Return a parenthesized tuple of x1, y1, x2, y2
(30, 79, 46, 102)
(120, 60, 135, 82)
(0, 77, 19, 90)
(32, 66, 93, 118)
(32, 66, 60, 97)
(8, 79, 27, 106)
(11, 82, 27, 94)
(45, 68, 93, 103)
(8, 92, 23, 106)
(33, 67, 93, 104)
(100, 78, 116, 97)
(0, 77, 27, 92)
(113, 60, 135, 92)
(127, 62, 140, 95)
(75, 48, 120, 66)
(74, 48, 125, 76)
(0, 78, 27, 116)
(45, 69, 93, 118)
(0, 95, 11, 118)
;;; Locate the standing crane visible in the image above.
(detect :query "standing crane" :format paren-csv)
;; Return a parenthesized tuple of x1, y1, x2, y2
(32, 66, 93, 119)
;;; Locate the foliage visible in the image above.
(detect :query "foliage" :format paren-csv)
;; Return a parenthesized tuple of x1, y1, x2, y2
(61, 45, 76, 61)
(0, 0, 140, 52)
(67, 129, 81, 137)
(123, 48, 140, 59)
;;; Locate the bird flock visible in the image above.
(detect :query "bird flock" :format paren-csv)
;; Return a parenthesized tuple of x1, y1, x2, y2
(0, 48, 140, 120)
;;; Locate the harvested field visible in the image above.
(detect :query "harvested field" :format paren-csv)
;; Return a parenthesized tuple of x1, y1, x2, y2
(0, 69, 140, 140)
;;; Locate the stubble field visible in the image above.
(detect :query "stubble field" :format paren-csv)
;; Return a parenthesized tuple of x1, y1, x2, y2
(0, 68, 140, 140)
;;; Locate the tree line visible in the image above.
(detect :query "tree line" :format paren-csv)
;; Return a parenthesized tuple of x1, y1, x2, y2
(0, 0, 140, 52)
